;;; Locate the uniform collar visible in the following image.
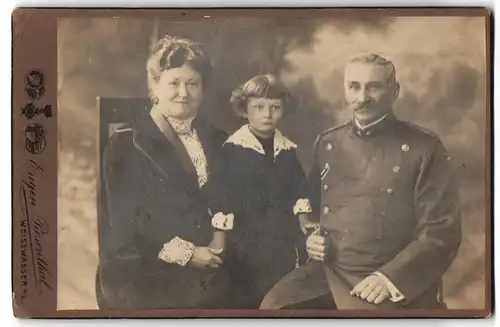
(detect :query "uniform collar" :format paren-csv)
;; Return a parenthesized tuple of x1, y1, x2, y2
(354, 112, 388, 131)
(225, 124, 297, 158)
(351, 110, 397, 138)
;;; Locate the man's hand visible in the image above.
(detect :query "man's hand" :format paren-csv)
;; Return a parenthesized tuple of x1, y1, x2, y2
(188, 246, 223, 269)
(350, 275, 390, 304)
(306, 235, 326, 262)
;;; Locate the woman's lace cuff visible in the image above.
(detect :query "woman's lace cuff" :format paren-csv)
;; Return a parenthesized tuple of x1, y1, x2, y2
(293, 198, 312, 215)
(211, 212, 235, 231)
(158, 236, 195, 266)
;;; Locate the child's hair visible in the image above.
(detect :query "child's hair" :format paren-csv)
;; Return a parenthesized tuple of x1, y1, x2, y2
(229, 74, 300, 117)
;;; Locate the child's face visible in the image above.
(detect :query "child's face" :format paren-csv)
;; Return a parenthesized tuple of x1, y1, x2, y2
(244, 97, 284, 136)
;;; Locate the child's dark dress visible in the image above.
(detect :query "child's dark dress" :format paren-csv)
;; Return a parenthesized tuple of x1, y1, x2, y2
(211, 125, 311, 308)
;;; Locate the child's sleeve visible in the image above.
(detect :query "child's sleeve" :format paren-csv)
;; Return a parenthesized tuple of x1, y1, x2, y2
(286, 150, 314, 265)
(208, 145, 235, 232)
(288, 150, 313, 217)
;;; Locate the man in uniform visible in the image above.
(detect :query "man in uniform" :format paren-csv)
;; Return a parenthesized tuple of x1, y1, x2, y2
(260, 53, 462, 310)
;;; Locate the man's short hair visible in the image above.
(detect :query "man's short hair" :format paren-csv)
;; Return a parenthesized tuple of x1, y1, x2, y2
(348, 53, 397, 85)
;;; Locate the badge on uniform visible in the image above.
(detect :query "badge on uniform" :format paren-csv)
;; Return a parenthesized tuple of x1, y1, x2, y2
(321, 162, 331, 180)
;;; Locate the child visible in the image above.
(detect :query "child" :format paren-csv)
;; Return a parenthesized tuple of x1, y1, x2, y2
(209, 74, 315, 308)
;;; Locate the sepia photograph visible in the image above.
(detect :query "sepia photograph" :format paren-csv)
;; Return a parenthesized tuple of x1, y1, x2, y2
(55, 11, 490, 314)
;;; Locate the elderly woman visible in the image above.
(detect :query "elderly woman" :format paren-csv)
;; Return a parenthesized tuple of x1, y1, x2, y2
(95, 35, 228, 309)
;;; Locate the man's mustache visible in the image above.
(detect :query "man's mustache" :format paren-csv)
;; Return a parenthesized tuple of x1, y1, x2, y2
(351, 101, 373, 110)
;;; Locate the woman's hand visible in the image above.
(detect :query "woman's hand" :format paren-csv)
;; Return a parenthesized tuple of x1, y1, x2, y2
(188, 246, 223, 269)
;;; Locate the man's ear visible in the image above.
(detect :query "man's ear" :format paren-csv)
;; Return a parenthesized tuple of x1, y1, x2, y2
(392, 82, 400, 100)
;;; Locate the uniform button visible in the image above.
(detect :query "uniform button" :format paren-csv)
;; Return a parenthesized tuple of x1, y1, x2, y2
(393, 165, 400, 173)
(366, 131, 372, 136)
(323, 206, 330, 215)
(196, 225, 201, 229)
(323, 184, 329, 191)
(326, 143, 332, 151)
(387, 188, 393, 194)
(380, 212, 386, 217)
(324, 163, 330, 169)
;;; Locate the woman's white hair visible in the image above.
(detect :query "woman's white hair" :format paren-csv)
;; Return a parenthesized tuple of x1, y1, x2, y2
(146, 34, 213, 101)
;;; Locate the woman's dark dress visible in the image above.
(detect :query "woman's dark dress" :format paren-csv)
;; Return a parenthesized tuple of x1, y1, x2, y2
(211, 126, 309, 308)
(96, 112, 228, 309)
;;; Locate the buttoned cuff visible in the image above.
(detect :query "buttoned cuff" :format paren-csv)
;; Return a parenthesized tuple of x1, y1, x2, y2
(211, 212, 235, 231)
(372, 271, 405, 302)
(293, 198, 312, 215)
(158, 236, 195, 266)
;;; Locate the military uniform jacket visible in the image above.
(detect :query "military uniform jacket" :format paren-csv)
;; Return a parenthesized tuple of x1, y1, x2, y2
(96, 112, 228, 309)
(309, 111, 462, 306)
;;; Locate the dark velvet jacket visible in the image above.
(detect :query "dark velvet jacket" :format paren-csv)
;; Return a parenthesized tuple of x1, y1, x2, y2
(96, 112, 228, 309)
(210, 125, 310, 308)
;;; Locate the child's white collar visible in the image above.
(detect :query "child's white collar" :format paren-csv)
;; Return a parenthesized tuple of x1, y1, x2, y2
(224, 124, 297, 158)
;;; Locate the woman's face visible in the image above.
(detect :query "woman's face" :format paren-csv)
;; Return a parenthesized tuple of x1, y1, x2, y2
(244, 97, 284, 137)
(154, 64, 203, 119)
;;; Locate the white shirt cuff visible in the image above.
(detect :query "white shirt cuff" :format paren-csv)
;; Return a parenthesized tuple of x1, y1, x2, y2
(373, 271, 405, 302)
(158, 236, 195, 266)
(211, 212, 234, 231)
(293, 198, 312, 215)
